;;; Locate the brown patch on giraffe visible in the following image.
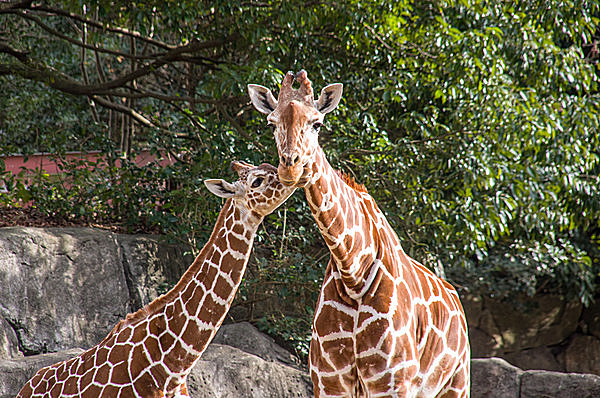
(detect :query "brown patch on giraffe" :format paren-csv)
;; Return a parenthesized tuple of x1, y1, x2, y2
(32, 378, 48, 394)
(419, 330, 446, 374)
(179, 281, 196, 305)
(314, 303, 354, 337)
(119, 385, 136, 397)
(217, 251, 236, 276)
(148, 314, 167, 337)
(131, 322, 148, 346)
(183, 323, 212, 352)
(226, 231, 248, 253)
(110, 360, 130, 384)
(149, 362, 170, 384)
(116, 325, 132, 344)
(441, 365, 467, 397)
(365, 371, 393, 394)
(356, 318, 388, 354)
(164, 341, 192, 373)
(95, 347, 109, 369)
(167, 299, 187, 335)
(145, 335, 162, 363)
(231, 222, 245, 237)
(320, 337, 354, 369)
(320, 374, 350, 396)
(193, 285, 211, 316)
(62, 377, 78, 395)
(321, 208, 345, 239)
(364, 274, 394, 317)
(81, 383, 102, 396)
(130, 344, 151, 377)
(198, 293, 225, 326)
(357, 352, 388, 378)
(49, 382, 62, 397)
(213, 274, 233, 301)
(94, 363, 110, 384)
(134, 371, 159, 396)
(67, 357, 78, 374)
(79, 369, 94, 391)
(100, 384, 120, 397)
(389, 333, 417, 368)
(159, 332, 175, 352)
(426, 353, 454, 391)
(309, 343, 336, 373)
(18, 384, 33, 396)
(224, 212, 234, 230)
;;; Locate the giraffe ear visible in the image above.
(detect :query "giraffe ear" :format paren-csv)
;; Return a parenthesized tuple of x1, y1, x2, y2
(204, 179, 237, 198)
(248, 84, 277, 114)
(315, 83, 343, 114)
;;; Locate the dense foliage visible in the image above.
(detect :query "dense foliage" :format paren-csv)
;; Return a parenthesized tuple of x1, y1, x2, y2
(1, 0, 599, 356)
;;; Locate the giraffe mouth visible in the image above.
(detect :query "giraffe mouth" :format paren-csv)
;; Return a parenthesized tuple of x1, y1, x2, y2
(278, 161, 311, 187)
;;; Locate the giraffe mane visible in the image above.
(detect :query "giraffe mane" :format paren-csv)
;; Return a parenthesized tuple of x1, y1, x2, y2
(335, 169, 367, 193)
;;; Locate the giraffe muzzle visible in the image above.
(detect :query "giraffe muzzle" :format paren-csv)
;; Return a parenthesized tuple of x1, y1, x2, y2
(278, 162, 305, 187)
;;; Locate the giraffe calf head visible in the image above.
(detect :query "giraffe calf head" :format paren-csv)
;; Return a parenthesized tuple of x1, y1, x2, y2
(204, 161, 295, 217)
(248, 71, 343, 187)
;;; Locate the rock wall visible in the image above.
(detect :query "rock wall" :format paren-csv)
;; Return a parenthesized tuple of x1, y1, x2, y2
(463, 293, 600, 375)
(1, 226, 599, 397)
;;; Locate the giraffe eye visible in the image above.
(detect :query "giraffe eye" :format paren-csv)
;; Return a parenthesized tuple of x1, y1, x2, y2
(266, 123, 275, 131)
(251, 177, 264, 188)
(313, 122, 323, 131)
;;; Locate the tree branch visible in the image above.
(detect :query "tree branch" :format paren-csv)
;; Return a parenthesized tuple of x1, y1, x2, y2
(0, 42, 28, 61)
(0, 37, 231, 96)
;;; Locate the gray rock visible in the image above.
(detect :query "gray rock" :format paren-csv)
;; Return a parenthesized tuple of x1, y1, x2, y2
(0, 316, 20, 359)
(521, 369, 600, 398)
(480, 295, 581, 353)
(0, 227, 130, 356)
(581, 301, 600, 340)
(502, 346, 564, 372)
(188, 344, 313, 398)
(471, 357, 522, 398)
(213, 322, 301, 368)
(0, 348, 84, 398)
(563, 334, 600, 375)
(117, 234, 192, 308)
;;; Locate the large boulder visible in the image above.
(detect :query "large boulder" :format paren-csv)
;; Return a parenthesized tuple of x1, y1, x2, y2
(213, 322, 301, 368)
(471, 357, 600, 398)
(117, 234, 191, 308)
(0, 227, 130, 356)
(520, 369, 600, 398)
(0, 316, 20, 359)
(469, 295, 581, 355)
(471, 357, 522, 398)
(188, 344, 312, 397)
(561, 334, 600, 375)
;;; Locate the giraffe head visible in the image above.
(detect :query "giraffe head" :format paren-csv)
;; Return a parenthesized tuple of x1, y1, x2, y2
(204, 161, 295, 217)
(248, 70, 343, 186)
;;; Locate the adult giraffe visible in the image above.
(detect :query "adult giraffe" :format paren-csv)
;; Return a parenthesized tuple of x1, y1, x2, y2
(17, 161, 295, 398)
(249, 71, 470, 397)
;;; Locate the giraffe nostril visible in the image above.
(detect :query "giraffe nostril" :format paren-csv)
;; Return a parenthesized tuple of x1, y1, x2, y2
(292, 154, 300, 166)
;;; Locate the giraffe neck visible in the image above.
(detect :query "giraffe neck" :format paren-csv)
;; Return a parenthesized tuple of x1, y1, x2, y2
(123, 198, 260, 373)
(304, 147, 395, 298)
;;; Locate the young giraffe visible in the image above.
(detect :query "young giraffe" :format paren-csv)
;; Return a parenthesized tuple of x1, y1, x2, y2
(249, 71, 470, 397)
(17, 161, 295, 398)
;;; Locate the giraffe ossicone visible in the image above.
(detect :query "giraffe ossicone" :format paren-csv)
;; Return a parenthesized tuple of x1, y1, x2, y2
(249, 72, 471, 397)
(17, 161, 295, 398)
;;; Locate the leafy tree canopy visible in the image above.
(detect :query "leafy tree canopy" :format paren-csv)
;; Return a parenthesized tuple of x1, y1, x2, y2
(1, 0, 599, 354)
